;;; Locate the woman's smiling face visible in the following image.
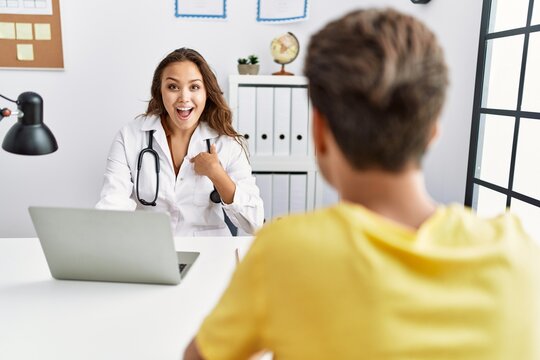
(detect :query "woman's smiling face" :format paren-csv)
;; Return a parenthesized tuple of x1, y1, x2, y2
(160, 61, 207, 133)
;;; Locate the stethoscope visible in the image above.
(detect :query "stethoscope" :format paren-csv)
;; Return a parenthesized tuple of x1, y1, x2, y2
(136, 130, 221, 206)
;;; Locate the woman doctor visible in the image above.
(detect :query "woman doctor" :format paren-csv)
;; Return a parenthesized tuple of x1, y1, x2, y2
(96, 48, 264, 236)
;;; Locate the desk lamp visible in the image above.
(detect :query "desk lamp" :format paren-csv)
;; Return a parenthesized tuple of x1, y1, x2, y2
(0, 92, 58, 155)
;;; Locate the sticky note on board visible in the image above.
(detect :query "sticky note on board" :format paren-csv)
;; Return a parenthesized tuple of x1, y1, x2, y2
(0, 22, 16, 39)
(34, 23, 51, 40)
(17, 43, 34, 61)
(15, 22, 33, 40)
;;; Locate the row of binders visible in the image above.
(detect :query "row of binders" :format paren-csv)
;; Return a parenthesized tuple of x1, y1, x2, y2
(253, 172, 341, 224)
(254, 172, 309, 222)
(237, 86, 310, 156)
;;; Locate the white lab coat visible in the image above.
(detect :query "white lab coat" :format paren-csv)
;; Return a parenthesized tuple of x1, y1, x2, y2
(96, 115, 264, 236)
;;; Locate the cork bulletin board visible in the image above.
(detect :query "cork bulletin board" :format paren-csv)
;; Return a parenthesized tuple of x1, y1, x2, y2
(0, 0, 64, 69)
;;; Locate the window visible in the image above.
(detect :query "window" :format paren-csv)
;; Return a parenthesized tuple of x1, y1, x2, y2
(466, 0, 540, 244)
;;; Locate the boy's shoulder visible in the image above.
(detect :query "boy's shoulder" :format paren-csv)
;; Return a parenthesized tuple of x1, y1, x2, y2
(256, 202, 535, 252)
(249, 205, 353, 270)
(254, 204, 359, 252)
(260, 206, 343, 235)
(428, 204, 532, 244)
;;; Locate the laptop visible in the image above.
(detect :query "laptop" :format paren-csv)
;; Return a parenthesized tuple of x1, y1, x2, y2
(28, 207, 199, 285)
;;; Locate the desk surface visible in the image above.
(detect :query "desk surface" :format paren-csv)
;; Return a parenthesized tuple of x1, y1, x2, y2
(0, 236, 254, 360)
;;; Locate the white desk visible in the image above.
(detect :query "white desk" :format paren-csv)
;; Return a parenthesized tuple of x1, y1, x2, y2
(0, 236, 254, 360)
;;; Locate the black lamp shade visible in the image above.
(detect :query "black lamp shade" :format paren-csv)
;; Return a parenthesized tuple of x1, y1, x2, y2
(2, 92, 58, 155)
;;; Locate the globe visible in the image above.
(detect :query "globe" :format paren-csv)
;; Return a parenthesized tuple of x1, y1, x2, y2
(270, 32, 299, 75)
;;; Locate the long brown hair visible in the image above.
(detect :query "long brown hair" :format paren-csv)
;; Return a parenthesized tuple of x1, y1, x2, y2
(145, 48, 243, 143)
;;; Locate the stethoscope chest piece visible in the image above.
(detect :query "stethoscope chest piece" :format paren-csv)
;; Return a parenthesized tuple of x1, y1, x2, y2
(210, 188, 221, 204)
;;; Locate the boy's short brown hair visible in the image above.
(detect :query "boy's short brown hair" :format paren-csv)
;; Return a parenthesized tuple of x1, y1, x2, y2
(305, 8, 448, 171)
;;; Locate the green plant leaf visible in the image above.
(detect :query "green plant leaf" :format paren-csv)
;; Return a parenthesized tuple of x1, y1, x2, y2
(248, 55, 259, 65)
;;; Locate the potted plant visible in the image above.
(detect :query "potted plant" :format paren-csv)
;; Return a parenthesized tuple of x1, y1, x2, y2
(237, 55, 260, 75)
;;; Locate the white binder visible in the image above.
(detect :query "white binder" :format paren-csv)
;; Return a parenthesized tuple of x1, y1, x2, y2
(273, 87, 291, 155)
(289, 173, 307, 214)
(255, 173, 273, 223)
(322, 182, 340, 207)
(315, 173, 340, 208)
(290, 88, 309, 156)
(272, 173, 290, 219)
(237, 86, 256, 155)
(256, 87, 274, 155)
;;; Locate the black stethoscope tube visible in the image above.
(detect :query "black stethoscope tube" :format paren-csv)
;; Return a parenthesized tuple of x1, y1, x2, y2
(135, 131, 221, 206)
(136, 130, 159, 206)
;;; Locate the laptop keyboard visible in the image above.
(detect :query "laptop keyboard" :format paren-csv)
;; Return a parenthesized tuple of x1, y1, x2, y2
(178, 263, 187, 274)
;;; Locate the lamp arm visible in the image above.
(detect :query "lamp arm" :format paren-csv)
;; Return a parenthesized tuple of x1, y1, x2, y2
(0, 94, 18, 103)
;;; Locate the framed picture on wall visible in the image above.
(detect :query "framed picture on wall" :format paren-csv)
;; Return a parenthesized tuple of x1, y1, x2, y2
(257, 0, 309, 23)
(175, 0, 227, 19)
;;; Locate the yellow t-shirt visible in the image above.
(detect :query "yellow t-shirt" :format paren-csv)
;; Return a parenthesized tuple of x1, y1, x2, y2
(196, 203, 540, 359)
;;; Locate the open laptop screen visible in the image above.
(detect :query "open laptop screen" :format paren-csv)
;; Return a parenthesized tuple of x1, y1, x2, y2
(29, 207, 198, 285)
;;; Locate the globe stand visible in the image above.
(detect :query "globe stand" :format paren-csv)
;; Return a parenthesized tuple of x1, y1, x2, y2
(272, 64, 294, 76)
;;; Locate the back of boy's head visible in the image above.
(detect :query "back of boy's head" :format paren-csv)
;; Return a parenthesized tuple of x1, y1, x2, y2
(305, 8, 448, 172)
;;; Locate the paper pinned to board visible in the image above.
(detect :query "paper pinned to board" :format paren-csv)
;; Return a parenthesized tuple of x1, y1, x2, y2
(34, 22, 51, 40)
(0, 21, 15, 39)
(15, 22, 32, 39)
(17, 43, 34, 61)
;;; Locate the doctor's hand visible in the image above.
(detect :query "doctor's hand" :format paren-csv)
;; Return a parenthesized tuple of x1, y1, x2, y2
(190, 144, 224, 179)
(190, 144, 236, 205)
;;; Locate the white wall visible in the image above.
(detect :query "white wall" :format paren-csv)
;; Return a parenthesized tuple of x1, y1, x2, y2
(0, 0, 483, 237)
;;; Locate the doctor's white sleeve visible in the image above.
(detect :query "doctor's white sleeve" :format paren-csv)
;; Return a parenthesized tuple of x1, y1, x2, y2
(221, 140, 264, 235)
(95, 130, 137, 211)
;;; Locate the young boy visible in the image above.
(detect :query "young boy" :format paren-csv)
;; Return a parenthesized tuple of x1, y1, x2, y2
(185, 8, 540, 360)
